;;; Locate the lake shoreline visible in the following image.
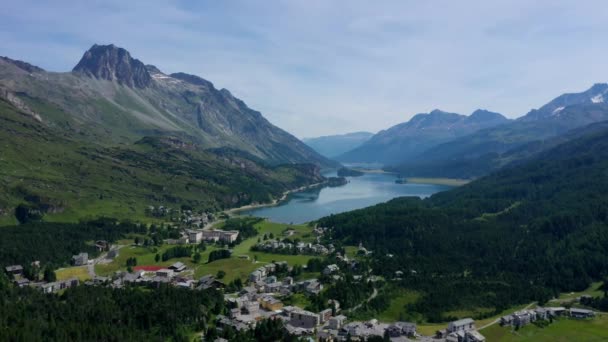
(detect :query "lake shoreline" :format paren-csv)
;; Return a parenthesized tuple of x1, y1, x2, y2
(225, 181, 327, 216)
(349, 168, 470, 186)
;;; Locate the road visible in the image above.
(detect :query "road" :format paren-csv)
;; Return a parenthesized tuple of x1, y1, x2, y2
(478, 302, 536, 330)
(87, 245, 124, 278)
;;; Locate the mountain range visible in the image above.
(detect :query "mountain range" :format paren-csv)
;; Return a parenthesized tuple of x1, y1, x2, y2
(303, 131, 374, 158)
(0, 44, 334, 223)
(0, 44, 334, 167)
(336, 109, 509, 165)
(392, 83, 608, 178)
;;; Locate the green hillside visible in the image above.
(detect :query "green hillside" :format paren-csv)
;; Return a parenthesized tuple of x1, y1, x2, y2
(318, 125, 608, 321)
(0, 99, 323, 224)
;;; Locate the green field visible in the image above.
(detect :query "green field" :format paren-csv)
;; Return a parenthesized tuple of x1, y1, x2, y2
(482, 315, 608, 341)
(56, 266, 91, 282)
(376, 288, 421, 322)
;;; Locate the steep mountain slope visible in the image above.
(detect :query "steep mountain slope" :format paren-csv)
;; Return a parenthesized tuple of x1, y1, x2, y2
(394, 84, 608, 178)
(318, 125, 608, 319)
(337, 109, 509, 165)
(303, 131, 373, 158)
(0, 44, 335, 167)
(0, 98, 324, 224)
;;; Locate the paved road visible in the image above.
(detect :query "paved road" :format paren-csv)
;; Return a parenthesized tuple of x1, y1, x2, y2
(87, 245, 124, 278)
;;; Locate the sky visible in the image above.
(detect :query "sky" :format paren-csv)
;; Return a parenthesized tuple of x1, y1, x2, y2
(2, 1, 608, 138)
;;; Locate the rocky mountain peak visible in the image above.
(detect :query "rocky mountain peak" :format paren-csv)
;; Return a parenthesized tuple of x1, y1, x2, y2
(72, 44, 151, 88)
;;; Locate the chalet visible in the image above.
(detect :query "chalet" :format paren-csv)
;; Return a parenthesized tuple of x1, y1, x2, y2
(570, 308, 595, 319)
(546, 306, 567, 316)
(4, 265, 23, 275)
(169, 261, 186, 272)
(283, 276, 294, 285)
(95, 240, 109, 252)
(197, 275, 225, 290)
(72, 253, 88, 266)
(447, 318, 475, 333)
(249, 270, 263, 283)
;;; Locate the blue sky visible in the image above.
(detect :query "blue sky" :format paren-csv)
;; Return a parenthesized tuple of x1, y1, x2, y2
(2, 1, 608, 137)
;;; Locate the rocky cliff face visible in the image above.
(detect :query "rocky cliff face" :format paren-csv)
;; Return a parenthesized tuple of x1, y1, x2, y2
(73, 44, 152, 88)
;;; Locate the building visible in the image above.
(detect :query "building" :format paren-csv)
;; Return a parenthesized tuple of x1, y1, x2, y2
(201, 229, 239, 243)
(169, 262, 186, 272)
(319, 308, 332, 324)
(289, 309, 320, 329)
(107, 248, 119, 259)
(249, 270, 263, 283)
(387, 321, 417, 337)
(95, 240, 109, 251)
(72, 253, 88, 266)
(188, 230, 203, 244)
(513, 310, 537, 327)
(323, 264, 340, 275)
(570, 308, 595, 319)
(466, 330, 486, 342)
(260, 296, 283, 311)
(198, 275, 225, 290)
(244, 300, 260, 315)
(447, 318, 475, 333)
(328, 315, 347, 330)
(546, 307, 567, 316)
(4, 265, 23, 276)
(156, 269, 174, 278)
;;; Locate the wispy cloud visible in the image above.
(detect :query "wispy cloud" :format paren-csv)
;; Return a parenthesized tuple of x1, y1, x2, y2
(2, 0, 608, 137)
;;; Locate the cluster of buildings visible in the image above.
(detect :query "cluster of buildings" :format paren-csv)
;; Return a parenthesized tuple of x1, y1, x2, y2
(500, 306, 596, 327)
(253, 240, 334, 256)
(437, 318, 486, 342)
(188, 229, 239, 244)
(4, 264, 80, 294)
(247, 262, 324, 296)
(110, 262, 197, 288)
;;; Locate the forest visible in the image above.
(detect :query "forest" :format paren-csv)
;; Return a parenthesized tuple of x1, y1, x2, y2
(0, 218, 145, 271)
(318, 127, 608, 321)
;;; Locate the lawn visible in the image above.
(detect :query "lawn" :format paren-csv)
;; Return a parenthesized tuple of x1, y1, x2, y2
(482, 315, 608, 342)
(56, 266, 91, 282)
(552, 282, 605, 302)
(376, 288, 421, 322)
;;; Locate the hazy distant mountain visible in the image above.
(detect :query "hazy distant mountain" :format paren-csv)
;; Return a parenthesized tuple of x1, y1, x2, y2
(337, 109, 509, 165)
(0, 44, 334, 167)
(393, 83, 608, 178)
(303, 131, 373, 158)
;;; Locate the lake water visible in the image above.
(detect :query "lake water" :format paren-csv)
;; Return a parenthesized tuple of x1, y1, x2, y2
(239, 171, 452, 224)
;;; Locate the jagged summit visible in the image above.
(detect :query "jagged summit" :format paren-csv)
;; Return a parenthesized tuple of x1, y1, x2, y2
(72, 44, 152, 88)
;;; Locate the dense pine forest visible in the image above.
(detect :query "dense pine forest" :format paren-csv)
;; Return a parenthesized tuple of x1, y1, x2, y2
(318, 125, 608, 321)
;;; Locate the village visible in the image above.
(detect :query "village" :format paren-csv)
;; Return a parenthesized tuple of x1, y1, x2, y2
(2, 211, 604, 342)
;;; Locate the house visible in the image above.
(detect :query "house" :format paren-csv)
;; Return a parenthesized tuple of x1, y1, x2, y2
(466, 330, 486, 342)
(289, 309, 320, 329)
(535, 307, 548, 320)
(72, 253, 88, 266)
(188, 230, 203, 243)
(198, 275, 225, 290)
(14, 278, 30, 287)
(387, 321, 417, 337)
(265, 275, 277, 284)
(249, 270, 263, 283)
(240, 286, 257, 300)
(95, 240, 109, 251)
(244, 300, 260, 315)
(169, 262, 186, 272)
(283, 276, 294, 285)
(201, 229, 239, 243)
(4, 265, 23, 275)
(328, 314, 346, 330)
(156, 268, 174, 278)
(447, 318, 475, 333)
(319, 308, 332, 324)
(546, 307, 567, 316)
(107, 248, 119, 259)
(570, 308, 595, 319)
(260, 296, 283, 311)
(323, 264, 339, 276)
